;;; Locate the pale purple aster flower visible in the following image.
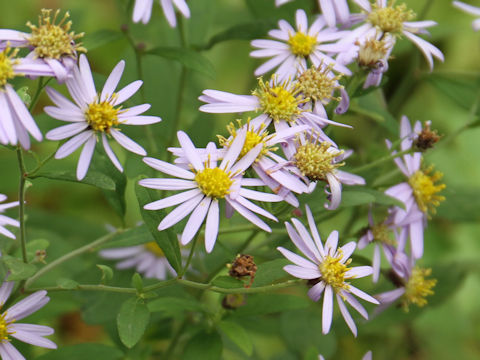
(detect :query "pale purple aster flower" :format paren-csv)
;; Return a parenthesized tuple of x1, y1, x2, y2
(250, 9, 352, 82)
(139, 130, 283, 253)
(384, 116, 445, 259)
(44, 54, 161, 180)
(0, 194, 19, 239)
(317, 0, 352, 28)
(0, 46, 48, 149)
(277, 205, 379, 336)
(132, 0, 190, 27)
(100, 242, 177, 280)
(0, 281, 57, 358)
(341, 0, 444, 70)
(0, 9, 85, 82)
(453, 1, 480, 30)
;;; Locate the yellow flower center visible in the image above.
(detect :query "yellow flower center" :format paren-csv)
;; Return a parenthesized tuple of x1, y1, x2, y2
(287, 32, 317, 57)
(253, 77, 306, 123)
(144, 242, 165, 258)
(408, 166, 446, 215)
(367, 2, 415, 34)
(0, 312, 13, 342)
(297, 65, 343, 104)
(27, 9, 85, 59)
(402, 267, 436, 312)
(195, 167, 233, 199)
(0, 46, 19, 88)
(294, 140, 344, 181)
(319, 254, 351, 291)
(85, 99, 121, 133)
(357, 38, 389, 68)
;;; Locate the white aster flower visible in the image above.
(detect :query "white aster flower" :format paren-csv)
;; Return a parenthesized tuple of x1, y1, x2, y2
(384, 116, 445, 259)
(317, 0, 352, 27)
(275, 0, 293, 7)
(453, 1, 480, 31)
(277, 205, 378, 336)
(0, 281, 56, 359)
(139, 130, 283, 253)
(0, 194, 19, 239)
(100, 242, 177, 280)
(250, 9, 352, 82)
(44, 54, 161, 180)
(342, 0, 443, 70)
(0, 9, 85, 82)
(132, 0, 190, 27)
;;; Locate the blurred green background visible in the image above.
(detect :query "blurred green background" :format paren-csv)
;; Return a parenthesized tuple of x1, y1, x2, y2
(1, 0, 480, 359)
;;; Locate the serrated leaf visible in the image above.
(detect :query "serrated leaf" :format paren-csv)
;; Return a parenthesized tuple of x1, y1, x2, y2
(56, 278, 79, 290)
(218, 320, 253, 356)
(231, 294, 310, 317)
(32, 170, 116, 190)
(147, 47, 215, 78)
(83, 29, 123, 51)
(3, 256, 36, 281)
(35, 344, 123, 360)
(212, 276, 244, 289)
(117, 297, 150, 348)
(135, 181, 182, 272)
(202, 21, 275, 50)
(183, 330, 223, 360)
(252, 259, 289, 287)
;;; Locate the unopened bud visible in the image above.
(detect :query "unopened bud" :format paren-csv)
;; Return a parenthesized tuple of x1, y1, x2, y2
(222, 294, 247, 310)
(414, 121, 440, 151)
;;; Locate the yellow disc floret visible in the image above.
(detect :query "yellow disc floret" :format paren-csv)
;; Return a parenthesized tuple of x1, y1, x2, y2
(297, 65, 343, 104)
(294, 139, 344, 181)
(27, 9, 85, 59)
(319, 253, 351, 292)
(401, 267, 436, 312)
(367, 2, 416, 34)
(253, 77, 306, 123)
(0, 46, 20, 88)
(195, 167, 233, 199)
(357, 37, 390, 68)
(85, 98, 121, 133)
(0, 312, 13, 342)
(144, 242, 165, 258)
(408, 165, 446, 215)
(287, 32, 317, 57)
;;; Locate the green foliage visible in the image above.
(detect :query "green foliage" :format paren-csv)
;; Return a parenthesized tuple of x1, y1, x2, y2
(212, 276, 244, 289)
(2, 256, 36, 281)
(117, 297, 151, 348)
(56, 278, 79, 290)
(230, 294, 310, 317)
(31, 170, 116, 190)
(148, 296, 203, 317)
(252, 259, 290, 287)
(97, 264, 114, 283)
(218, 320, 254, 356)
(183, 330, 223, 360)
(83, 29, 123, 51)
(35, 344, 123, 360)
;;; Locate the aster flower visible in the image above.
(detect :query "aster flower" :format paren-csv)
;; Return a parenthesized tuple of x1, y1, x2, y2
(342, 0, 443, 70)
(384, 116, 445, 259)
(0, 9, 85, 82)
(0, 46, 49, 149)
(44, 54, 161, 180)
(0, 194, 19, 239)
(100, 242, 177, 280)
(317, 0, 352, 28)
(277, 205, 379, 336)
(139, 130, 283, 253)
(132, 0, 190, 27)
(453, 1, 480, 31)
(320, 351, 372, 360)
(0, 281, 57, 358)
(250, 9, 352, 82)
(275, 0, 293, 6)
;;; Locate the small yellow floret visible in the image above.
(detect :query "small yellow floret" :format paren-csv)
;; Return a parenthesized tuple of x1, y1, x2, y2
(319, 253, 351, 292)
(195, 167, 233, 199)
(0, 46, 20, 88)
(85, 98, 121, 133)
(408, 166, 446, 215)
(297, 65, 343, 104)
(144, 242, 165, 258)
(367, 2, 416, 34)
(287, 32, 317, 57)
(357, 38, 390, 68)
(0, 312, 13, 342)
(294, 139, 343, 181)
(27, 9, 85, 59)
(402, 267, 436, 312)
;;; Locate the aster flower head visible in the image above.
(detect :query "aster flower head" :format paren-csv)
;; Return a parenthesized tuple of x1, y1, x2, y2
(139, 130, 283, 253)
(0, 281, 57, 358)
(132, 0, 190, 27)
(100, 242, 177, 280)
(0, 194, 19, 239)
(453, 1, 480, 31)
(277, 205, 379, 336)
(316, 0, 353, 28)
(0, 9, 85, 82)
(44, 54, 161, 180)
(250, 9, 352, 82)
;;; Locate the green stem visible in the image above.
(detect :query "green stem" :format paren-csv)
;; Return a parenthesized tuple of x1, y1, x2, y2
(179, 231, 200, 277)
(16, 148, 28, 263)
(24, 230, 122, 289)
(176, 278, 302, 294)
(29, 77, 51, 112)
(351, 148, 412, 174)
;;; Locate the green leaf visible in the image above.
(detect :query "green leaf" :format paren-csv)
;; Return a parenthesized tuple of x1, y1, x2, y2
(83, 29, 123, 51)
(427, 72, 480, 110)
(212, 276, 244, 289)
(345, 187, 406, 209)
(16, 86, 31, 106)
(202, 21, 275, 50)
(218, 320, 253, 356)
(131, 272, 143, 292)
(148, 297, 203, 316)
(183, 330, 223, 360)
(231, 294, 310, 317)
(32, 170, 116, 190)
(117, 297, 150, 348)
(147, 47, 215, 78)
(252, 259, 289, 287)
(135, 181, 182, 272)
(103, 225, 154, 248)
(25, 238, 49, 262)
(429, 262, 474, 307)
(340, 190, 376, 207)
(436, 187, 480, 222)
(97, 264, 114, 283)
(56, 278, 79, 290)
(2, 256, 36, 281)
(35, 344, 123, 360)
